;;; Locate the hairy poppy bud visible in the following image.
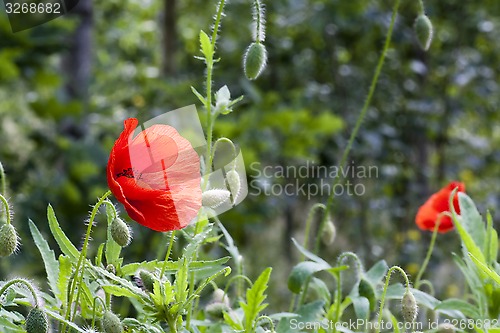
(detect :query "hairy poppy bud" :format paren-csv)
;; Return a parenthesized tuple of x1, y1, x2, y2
(358, 279, 376, 312)
(102, 311, 123, 333)
(226, 170, 241, 202)
(110, 218, 131, 247)
(414, 14, 433, 51)
(402, 290, 418, 322)
(138, 270, 155, 293)
(106, 264, 116, 275)
(202, 189, 230, 208)
(205, 288, 230, 319)
(26, 307, 48, 333)
(243, 42, 268, 80)
(321, 219, 336, 245)
(0, 223, 18, 257)
(437, 323, 456, 333)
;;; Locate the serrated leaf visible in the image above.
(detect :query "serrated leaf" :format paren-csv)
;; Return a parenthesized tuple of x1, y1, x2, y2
(102, 285, 140, 299)
(199, 30, 213, 61)
(240, 267, 272, 331)
(29, 220, 60, 298)
(288, 261, 329, 294)
(175, 257, 189, 304)
(47, 205, 79, 260)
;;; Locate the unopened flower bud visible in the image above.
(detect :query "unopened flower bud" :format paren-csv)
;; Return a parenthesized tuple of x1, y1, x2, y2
(321, 219, 336, 245)
(26, 307, 48, 333)
(243, 42, 268, 80)
(138, 270, 155, 293)
(0, 223, 18, 257)
(102, 311, 123, 333)
(437, 323, 456, 333)
(202, 189, 230, 208)
(402, 289, 418, 322)
(106, 264, 116, 275)
(110, 218, 131, 247)
(358, 279, 376, 312)
(414, 14, 433, 51)
(205, 288, 230, 319)
(226, 170, 241, 202)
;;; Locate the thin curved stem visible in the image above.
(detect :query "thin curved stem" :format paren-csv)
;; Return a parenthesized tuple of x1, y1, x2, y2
(0, 278, 39, 306)
(414, 212, 449, 288)
(0, 194, 11, 225)
(160, 230, 176, 278)
(315, 0, 402, 254)
(375, 266, 411, 333)
(0, 161, 5, 196)
(302, 203, 326, 260)
(63, 191, 111, 331)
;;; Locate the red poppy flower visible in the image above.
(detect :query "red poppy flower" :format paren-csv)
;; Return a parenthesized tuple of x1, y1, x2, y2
(415, 181, 465, 233)
(107, 118, 202, 232)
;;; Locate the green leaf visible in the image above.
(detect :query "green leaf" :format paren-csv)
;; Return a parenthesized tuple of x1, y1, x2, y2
(199, 30, 213, 62)
(351, 296, 370, 323)
(240, 267, 272, 331)
(191, 86, 207, 106)
(57, 255, 72, 307)
(458, 193, 487, 252)
(174, 257, 189, 305)
(47, 205, 79, 260)
(365, 260, 389, 285)
(288, 261, 330, 294)
(469, 252, 500, 285)
(291, 238, 330, 267)
(487, 211, 498, 264)
(435, 299, 481, 318)
(102, 285, 140, 299)
(309, 277, 331, 305)
(29, 220, 60, 298)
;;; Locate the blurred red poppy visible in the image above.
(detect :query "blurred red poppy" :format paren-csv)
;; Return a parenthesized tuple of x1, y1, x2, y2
(107, 118, 202, 232)
(415, 181, 465, 233)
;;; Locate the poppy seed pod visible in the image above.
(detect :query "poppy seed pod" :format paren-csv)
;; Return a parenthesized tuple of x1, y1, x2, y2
(0, 223, 18, 257)
(414, 14, 434, 51)
(102, 311, 123, 333)
(202, 189, 231, 209)
(402, 290, 418, 322)
(243, 42, 268, 80)
(226, 170, 241, 202)
(26, 307, 48, 333)
(110, 218, 131, 247)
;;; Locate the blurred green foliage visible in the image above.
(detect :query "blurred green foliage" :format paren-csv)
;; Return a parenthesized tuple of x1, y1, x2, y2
(0, 0, 499, 306)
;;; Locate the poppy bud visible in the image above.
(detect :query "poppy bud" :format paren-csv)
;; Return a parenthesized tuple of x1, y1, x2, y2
(205, 288, 230, 319)
(138, 270, 155, 293)
(106, 264, 116, 275)
(110, 218, 131, 247)
(243, 42, 268, 80)
(0, 223, 18, 257)
(321, 219, 336, 245)
(402, 290, 418, 322)
(202, 189, 231, 209)
(358, 279, 376, 312)
(437, 323, 456, 333)
(414, 14, 433, 51)
(102, 311, 123, 333)
(26, 307, 48, 333)
(226, 170, 241, 202)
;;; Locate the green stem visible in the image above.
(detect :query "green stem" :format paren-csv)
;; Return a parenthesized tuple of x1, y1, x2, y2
(0, 194, 11, 224)
(0, 161, 5, 196)
(332, 271, 342, 333)
(63, 191, 111, 332)
(302, 203, 326, 260)
(91, 296, 107, 328)
(414, 212, 449, 288)
(314, 0, 401, 254)
(160, 230, 176, 278)
(0, 278, 39, 306)
(375, 266, 411, 333)
(254, 315, 276, 332)
(417, 0, 425, 14)
(253, 0, 263, 43)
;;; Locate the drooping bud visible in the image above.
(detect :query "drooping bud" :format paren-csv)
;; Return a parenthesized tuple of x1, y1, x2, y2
(138, 270, 155, 293)
(110, 218, 131, 247)
(205, 288, 230, 319)
(437, 323, 456, 333)
(26, 307, 49, 333)
(414, 14, 433, 51)
(402, 289, 418, 322)
(358, 278, 376, 312)
(226, 170, 241, 202)
(243, 42, 268, 80)
(0, 223, 18, 257)
(102, 311, 123, 333)
(202, 189, 231, 209)
(321, 219, 336, 245)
